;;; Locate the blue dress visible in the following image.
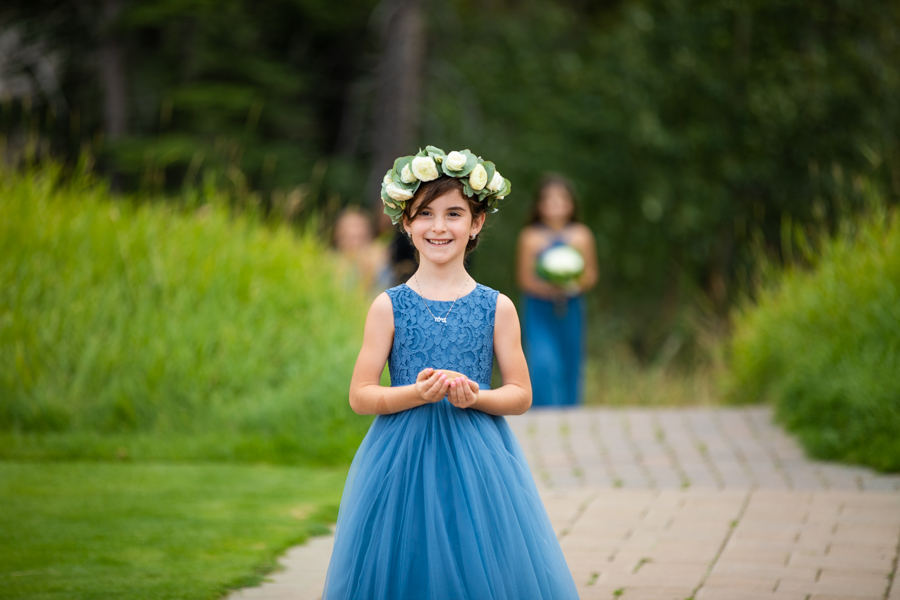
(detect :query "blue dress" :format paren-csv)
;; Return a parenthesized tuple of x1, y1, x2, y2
(523, 239, 586, 407)
(323, 283, 578, 600)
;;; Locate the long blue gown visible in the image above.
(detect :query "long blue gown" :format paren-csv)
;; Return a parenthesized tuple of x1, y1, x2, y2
(323, 283, 578, 600)
(523, 240, 586, 407)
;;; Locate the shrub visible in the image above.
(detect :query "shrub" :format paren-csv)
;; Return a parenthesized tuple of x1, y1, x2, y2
(726, 196, 900, 472)
(0, 161, 372, 464)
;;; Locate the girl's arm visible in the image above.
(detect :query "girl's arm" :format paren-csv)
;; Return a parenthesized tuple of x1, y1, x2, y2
(449, 294, 531, 416)
(516, 229, 565, 300)
(349, 293, 451, 415)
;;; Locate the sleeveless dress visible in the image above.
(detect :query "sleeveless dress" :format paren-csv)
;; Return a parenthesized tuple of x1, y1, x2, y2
(323, 283, 578, 600)
(522, 233, 586, 407)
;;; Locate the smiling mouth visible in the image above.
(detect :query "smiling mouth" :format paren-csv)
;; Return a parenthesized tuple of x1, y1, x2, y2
(426, 239, 452, 245)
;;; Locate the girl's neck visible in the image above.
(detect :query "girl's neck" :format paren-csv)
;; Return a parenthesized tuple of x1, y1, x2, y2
(540, 217, 570, 232)
(410, 262, 472, 301)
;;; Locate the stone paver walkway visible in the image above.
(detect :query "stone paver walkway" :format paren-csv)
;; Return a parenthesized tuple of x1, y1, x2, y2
(227, 407, 900, 600)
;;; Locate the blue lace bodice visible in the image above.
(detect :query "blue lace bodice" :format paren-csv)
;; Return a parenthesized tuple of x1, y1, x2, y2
(385, 283, 498, 389)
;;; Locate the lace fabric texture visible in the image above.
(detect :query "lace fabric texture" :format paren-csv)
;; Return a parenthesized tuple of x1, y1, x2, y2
(322, 283, 579, 600)
(388, 283, 497, 388)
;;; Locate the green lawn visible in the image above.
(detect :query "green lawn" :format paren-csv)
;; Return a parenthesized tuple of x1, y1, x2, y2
(0, 461, 347, 600)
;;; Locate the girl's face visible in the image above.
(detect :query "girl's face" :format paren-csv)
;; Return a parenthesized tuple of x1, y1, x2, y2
(334, 212, 372, 254)
(537, 184, 575, 224)
(403, 188, 484, 266)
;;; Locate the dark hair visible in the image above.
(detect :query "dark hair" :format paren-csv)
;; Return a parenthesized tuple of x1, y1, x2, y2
(401, 176, 489, 255)
(525, 173, 579, 226)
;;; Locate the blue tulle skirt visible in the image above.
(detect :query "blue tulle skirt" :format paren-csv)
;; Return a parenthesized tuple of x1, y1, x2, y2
(322, 391, 578, 599)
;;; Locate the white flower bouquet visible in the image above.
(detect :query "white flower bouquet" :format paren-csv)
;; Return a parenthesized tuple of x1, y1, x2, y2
(536, 245, 585, 289)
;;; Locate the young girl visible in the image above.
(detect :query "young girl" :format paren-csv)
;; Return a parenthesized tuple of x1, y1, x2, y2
(323, 147, 579, 599)
(516, 175, 598, 406)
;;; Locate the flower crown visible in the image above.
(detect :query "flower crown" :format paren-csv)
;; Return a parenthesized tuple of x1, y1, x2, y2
(380, 145, 512, 225)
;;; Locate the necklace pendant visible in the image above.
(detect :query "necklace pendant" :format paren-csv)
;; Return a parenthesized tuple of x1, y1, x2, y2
(434, 316, 447, 323)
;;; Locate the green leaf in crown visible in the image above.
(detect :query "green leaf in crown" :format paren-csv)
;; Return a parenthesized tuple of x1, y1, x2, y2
(379, 145, 512, 225)
(423, 146, 446, 165)
(481, 161, 497, 187)
(391, 156, 420, 191)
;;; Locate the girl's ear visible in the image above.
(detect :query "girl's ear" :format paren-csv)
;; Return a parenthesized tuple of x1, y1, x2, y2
(470, 212, 487, 237)
(401, 215, 412, 238)
(401, 201, 417, 236)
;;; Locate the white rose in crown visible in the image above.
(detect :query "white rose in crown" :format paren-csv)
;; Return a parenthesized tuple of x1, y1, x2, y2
(537, 245, 585, 288)
(385, 181, 414, 202)
(445, 151, 467, 171)
(487, 171, 504, 192)
(469, 164, 488, 191)
(411, 156, 440, 181)
(400, 163, 417, 184)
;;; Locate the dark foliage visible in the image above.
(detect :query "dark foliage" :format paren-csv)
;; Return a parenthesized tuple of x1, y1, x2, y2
(2, 0, 899, 356)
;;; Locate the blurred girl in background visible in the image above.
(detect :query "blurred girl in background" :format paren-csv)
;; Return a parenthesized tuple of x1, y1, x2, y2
(516, 175, 598, 406)
(333, 207, 391, 293)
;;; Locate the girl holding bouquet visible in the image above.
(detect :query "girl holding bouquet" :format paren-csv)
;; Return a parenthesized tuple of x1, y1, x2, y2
(516, 175, 598, 406)
(323, 147, 578, 599)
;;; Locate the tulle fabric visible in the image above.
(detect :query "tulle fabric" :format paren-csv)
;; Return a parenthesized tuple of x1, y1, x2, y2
(322, 285, 578, 599)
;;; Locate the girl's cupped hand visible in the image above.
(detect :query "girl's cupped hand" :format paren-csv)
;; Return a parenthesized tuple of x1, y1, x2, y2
(415, 368, 450, 403)
(415, 368, 479, 408)
(447, 375, 479, 409)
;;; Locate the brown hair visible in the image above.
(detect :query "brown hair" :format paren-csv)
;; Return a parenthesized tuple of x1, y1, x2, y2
(401, 176, 489, 255)
(526, 173, 580, 226)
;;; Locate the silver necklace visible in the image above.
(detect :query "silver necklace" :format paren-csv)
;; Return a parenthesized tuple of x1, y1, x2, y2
(413, 274, 470, 324)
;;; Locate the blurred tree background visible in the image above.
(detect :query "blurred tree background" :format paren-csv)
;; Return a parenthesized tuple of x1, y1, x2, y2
(2, 0, 899, 361)
(4, 4, 899, 595)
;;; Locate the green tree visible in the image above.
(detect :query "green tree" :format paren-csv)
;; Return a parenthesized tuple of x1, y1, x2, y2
(428, 0, 899, 353)
(3, 0, 899, 355)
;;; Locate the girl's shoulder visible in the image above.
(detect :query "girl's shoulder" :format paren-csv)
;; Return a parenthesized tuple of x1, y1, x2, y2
(518, 225, 551, 250)
(368, 290, 395, 315)
(384, 283, 408, 297)
(567, 222, 594, 239)
(470, 281, 499, 296)
(471, 284, 501, 315)
(382, 282, 433, 304)
(381, 284, 409, 310)
(473, 281, 496, 291)
(519, 223, 546, 238)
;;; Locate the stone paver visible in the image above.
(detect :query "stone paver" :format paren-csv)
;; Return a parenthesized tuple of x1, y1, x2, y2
(225, 407, 900, 599)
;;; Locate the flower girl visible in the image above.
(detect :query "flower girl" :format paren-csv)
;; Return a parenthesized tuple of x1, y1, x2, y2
(323, 146, 579, 599)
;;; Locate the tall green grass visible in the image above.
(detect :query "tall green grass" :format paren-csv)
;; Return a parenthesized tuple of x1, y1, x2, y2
(0, 161, 372, 464)
(726, 194, 900, 472)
